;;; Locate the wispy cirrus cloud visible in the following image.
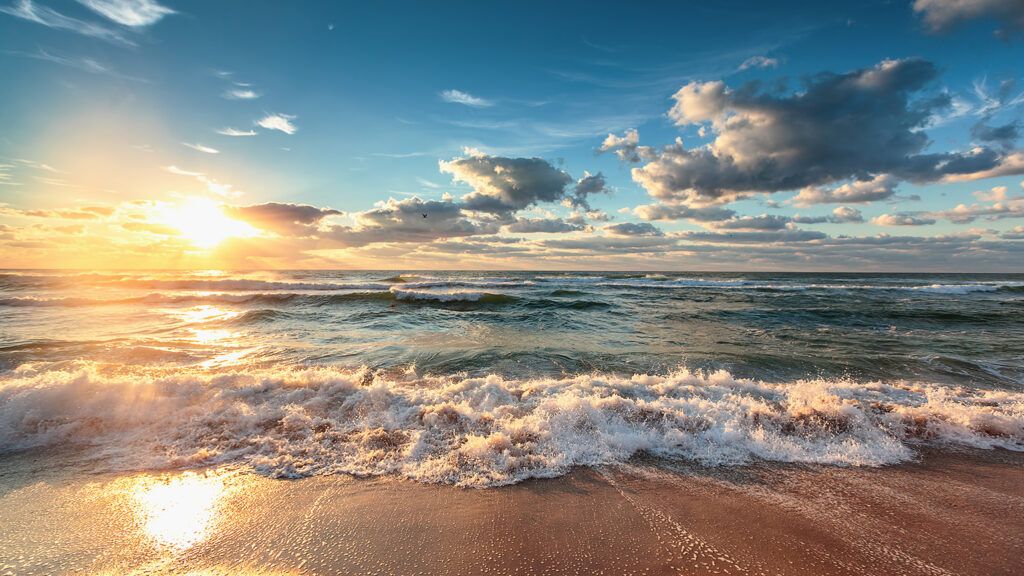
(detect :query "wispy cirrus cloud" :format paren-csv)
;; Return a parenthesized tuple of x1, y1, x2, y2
(256, 113, 297, 135)
(183, 142, 220, 154)
(164, 165, 241, 197)
(75, 0, 174, 27)
(5, 48, 147, 81)
(223, 88, 260, 100)
(440, 89, 493, 107)
(738, 55, 779, 70)
(216, 127, 257, 137)
(0, 0, 132, 45)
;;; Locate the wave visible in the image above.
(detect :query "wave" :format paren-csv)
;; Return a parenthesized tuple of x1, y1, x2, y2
(1, 364, 1020, 487)
(389, 287, 516, 304)
(579, 278, 1022, 294)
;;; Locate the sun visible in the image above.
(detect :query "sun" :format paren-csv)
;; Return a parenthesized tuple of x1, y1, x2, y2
(159, 197, 259, 248)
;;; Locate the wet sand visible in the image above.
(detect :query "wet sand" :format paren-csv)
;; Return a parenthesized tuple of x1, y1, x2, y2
(0, 449, 1021, 575)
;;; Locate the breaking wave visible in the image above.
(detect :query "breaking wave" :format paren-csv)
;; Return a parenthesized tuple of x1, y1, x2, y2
(1, 364, 1020, 487)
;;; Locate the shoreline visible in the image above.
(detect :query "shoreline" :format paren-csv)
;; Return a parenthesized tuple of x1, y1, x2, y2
(1, 448, 1021, 575)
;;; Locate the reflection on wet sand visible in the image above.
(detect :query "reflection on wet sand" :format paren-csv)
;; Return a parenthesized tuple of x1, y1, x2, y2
(128, 472, 230, 550)
(2, 451, 1023, 575)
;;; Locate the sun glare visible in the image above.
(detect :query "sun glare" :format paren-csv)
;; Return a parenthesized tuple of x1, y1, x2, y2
(159, 197, 258, 248)
(129, 472, 232, 550)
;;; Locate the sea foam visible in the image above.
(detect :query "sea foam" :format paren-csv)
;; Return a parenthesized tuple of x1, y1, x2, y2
(1, 363, 1020, 487)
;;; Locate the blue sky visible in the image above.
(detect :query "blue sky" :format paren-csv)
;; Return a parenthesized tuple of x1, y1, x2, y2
(0, 0, 1022, 270)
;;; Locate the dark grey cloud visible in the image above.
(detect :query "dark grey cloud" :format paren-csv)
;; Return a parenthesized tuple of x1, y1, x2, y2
(632, 59, 1022, 207)
(604, 222, 664, 237)
(440, 152, 572, 214)
(971, 121, 1020, 149)
(710, 214, 791, 231)
(570, 172, 609, 209)
(325, 197, 497, 247)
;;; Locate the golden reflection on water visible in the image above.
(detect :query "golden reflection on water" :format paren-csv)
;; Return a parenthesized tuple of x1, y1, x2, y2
(190, 328, 236, 344)
(128, 471, 231, 550)
(173, 304, 241, 324)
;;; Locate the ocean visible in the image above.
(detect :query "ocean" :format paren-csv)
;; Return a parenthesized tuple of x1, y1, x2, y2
(1, 270, 1022, 486)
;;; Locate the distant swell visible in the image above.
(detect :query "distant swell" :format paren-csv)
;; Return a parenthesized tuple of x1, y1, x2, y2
(0, 290, 523, 308)
(1, 364, 1020, 487)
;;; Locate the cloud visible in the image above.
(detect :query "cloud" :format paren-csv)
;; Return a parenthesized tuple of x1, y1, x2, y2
(1, 204, 114, 219)
(984, 79, 1024, 111)
(540, 235, 681, 254)
(570, 171, 609, 209)
(504, 217, 585, 234)
(327, 197, 497, 247)
(633, 203, 736, 222)
(256, 114, 297, 135)
(1, 0, 132, 45)
(440, 150, 600, 215)
(791, 206, 865, 224)
(974, 185, 1009, 202)
(440, 89, 493, 107)
(217, 127, 258, 137)
(1002, 225, 1024, 239)
(738, 56, 779, 70)
(831, 206, 865, 223)
(940, 150, 1024, 181)
(710, 214, 791, 231)
(223, 88, 260, 100)
(971, 121, 1019, 148)
(791, 174, 900, 206)
(224, 203, 342, 235)
(604, 222, 664, 237)
(8, 48, 146, 81)
(183, 142, 220, 154)
(598, 129, 656, 163)
(933, 189, 1024, 223)
(164, 165, 240, 197)
(872, 213, 937, 226)
(681, 229, 828, 243)
(913, 0, 1024, 36)
(372, 151, 429, 159)
(416, 177, 441, 189)
(75, 0, 174, 27)
(631, 59, 1022, 208)
(121, 221, 177, 235)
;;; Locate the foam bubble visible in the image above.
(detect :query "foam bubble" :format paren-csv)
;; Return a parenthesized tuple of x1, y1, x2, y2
(1, 364, 1020, 487)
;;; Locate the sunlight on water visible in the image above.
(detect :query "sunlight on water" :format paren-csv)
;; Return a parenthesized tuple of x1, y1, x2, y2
(199, 349, 256, 368)
(173, 305, 241, 324)
(189, 328, 236, 344)
(129, 472, 230, 550)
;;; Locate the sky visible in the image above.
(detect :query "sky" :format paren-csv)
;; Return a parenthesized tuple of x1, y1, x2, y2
(0, 0, 1023, 271)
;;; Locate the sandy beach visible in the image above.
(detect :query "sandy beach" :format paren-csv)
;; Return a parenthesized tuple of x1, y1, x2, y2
(1, 448, 1021, 576)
